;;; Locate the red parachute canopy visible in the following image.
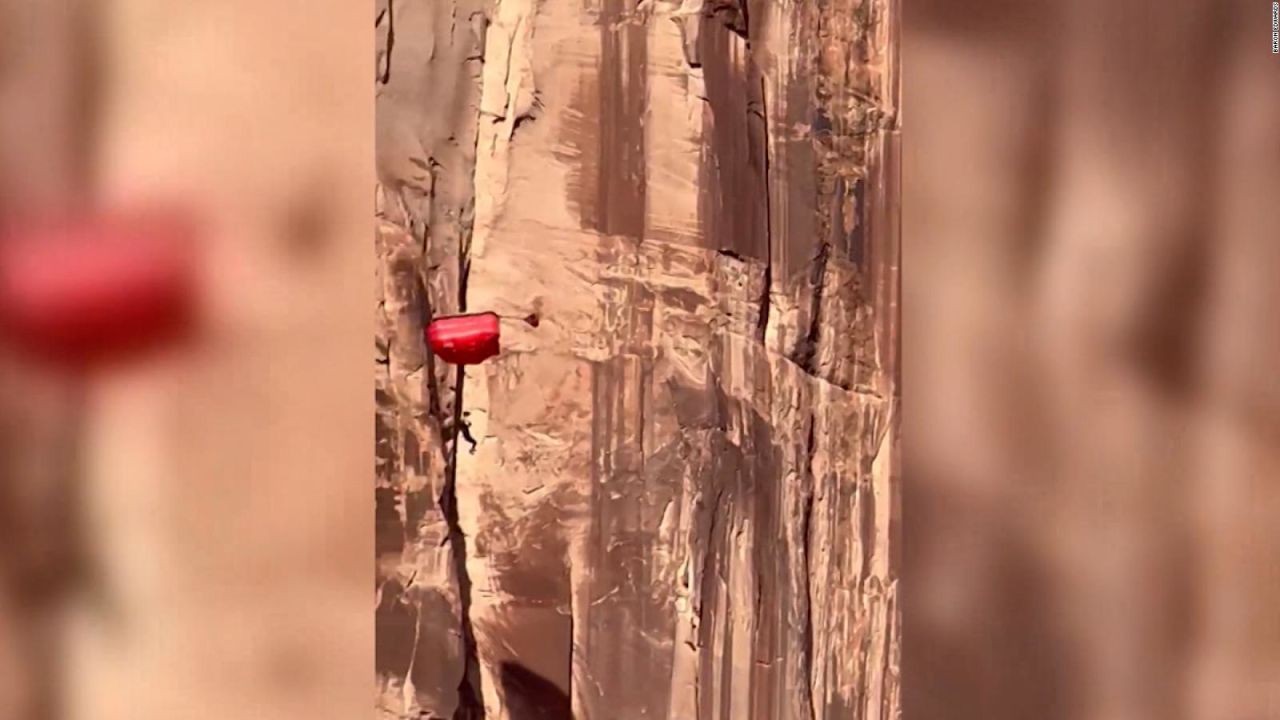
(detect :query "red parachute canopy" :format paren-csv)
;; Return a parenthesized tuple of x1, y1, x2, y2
(0, 209, 199, 369)
(426, 312, 501, 365)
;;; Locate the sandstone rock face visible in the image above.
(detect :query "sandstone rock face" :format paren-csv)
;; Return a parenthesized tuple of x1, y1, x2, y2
(376, 0, 899, 716)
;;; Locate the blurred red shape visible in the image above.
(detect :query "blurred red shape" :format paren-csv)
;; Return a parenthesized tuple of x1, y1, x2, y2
(0, 209, 199, 369)
(426, 312, 500, 365)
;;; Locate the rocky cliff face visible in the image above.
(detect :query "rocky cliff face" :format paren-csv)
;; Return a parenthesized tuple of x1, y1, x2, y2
(375, 0, 899, 717)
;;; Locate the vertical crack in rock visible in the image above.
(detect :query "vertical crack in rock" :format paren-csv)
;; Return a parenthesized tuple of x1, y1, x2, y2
(444, 108, 485, 720)
(376, 0, 495, 714)
(696, 480, 729, 718)
(794, 241, 831, 375)
(756, 72, 773, 345)
(377, 0, 395, 85)
(441, 373, 485, 720)
(377, 219, 462, 715)
(442, 423, 486, 720)
(800, 415, 818, 720)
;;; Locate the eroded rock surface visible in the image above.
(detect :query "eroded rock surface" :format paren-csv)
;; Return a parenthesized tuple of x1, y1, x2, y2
(376, 0, 899, 717)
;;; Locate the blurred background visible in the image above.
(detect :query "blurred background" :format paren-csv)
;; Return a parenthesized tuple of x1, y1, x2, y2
(905, 1, 1280, 719)
(0, 1, 372, 719)
(1, 0, 1277, 719)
